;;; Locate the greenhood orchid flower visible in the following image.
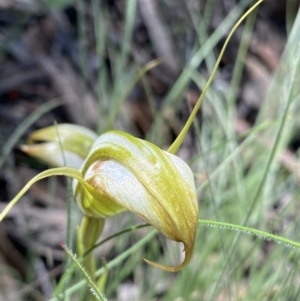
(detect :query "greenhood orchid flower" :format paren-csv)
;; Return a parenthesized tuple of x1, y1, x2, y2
(2, 124, 198, 272)
(20, 124, 97, 169)
(73, 130, 199, 271)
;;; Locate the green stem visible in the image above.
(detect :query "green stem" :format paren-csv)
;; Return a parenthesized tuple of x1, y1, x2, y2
(167, 0, 264, 154)
(54, 218, 300, 299)
(84, 223, 151, 256)
(51, 230, 158, 301)
(199, 219, 300, 249)
(61, 244, 107, 301)
(55, 223, 151, 297)
(78, 216, 105, 285)
(54, 123, 74, 301)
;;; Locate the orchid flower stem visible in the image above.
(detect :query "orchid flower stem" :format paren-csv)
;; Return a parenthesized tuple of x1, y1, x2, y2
(51, 230, 158, 301)
(168, 0, 264, 154)
(55, 223, 151, 297)
(77, 216, 105, 285)
(199, 220, 300, 249)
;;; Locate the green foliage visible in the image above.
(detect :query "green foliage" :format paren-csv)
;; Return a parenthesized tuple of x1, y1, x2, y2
(1, 0, 300, 300)
(44, 0, 74, 9)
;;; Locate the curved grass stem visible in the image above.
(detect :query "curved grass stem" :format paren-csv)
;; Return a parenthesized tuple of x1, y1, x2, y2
(61, 243, 107, 301)
(199, 219, 300, 249)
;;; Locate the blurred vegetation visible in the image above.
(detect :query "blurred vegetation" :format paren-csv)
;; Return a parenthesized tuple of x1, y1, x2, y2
(1, 0, 300, 300)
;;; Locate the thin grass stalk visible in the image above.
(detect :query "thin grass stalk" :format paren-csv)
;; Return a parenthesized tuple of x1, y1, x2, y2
(199, 220, 300, 249)
(54, 124, 76, 301)
(109, 0, 137, 127)
(185, 0, 217, 73)
(91, 0, 110, 133)
(62, 244, 107, 301)
(108, 59, 161, 128)
(49, 230, 158, 301)
(168, 0, 264, 155)
(54, 223, 149, 297)
(210, 18, 300, 296)
(191, 109, 231, 298)
(76, 0, 89, 127)
(148, 0, 253, 144)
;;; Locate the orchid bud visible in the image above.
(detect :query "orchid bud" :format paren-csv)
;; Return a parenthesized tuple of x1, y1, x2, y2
(20, 124, 97, 169)
(73, 130, 199, 272)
